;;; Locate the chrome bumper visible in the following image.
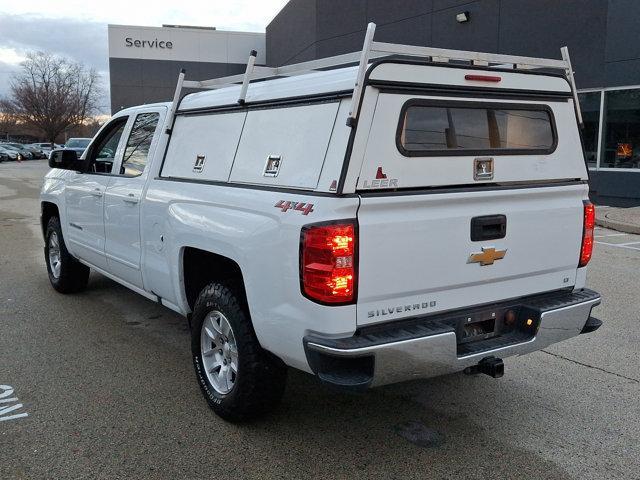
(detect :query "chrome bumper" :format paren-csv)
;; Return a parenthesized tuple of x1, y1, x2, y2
(305, 289, 601, 388)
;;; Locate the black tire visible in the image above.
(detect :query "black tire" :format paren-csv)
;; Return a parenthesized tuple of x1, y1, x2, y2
(44, 216, 90, 293)
(191, 282, 287, 422)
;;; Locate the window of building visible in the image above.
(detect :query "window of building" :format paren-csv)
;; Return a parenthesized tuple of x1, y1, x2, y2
(121, 113, 160, 176)
(578, 91, 601, 169)
(600, 89, 640, 169)
(397, 100, 556, 156)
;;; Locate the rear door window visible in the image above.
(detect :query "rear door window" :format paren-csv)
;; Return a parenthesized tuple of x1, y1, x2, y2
(397, 100, 556, 156)
(120, 113, 160, 177)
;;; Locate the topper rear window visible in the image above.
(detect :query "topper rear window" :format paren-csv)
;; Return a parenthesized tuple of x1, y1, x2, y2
(396, 99, 557, 157)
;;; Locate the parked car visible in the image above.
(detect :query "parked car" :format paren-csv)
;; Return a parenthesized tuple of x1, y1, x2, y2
(0, 144, 32, 161)
(21, 145, 47, 159)
(49, 138, 91, 161)
(40, 24, 602, 422)
(0, 150, 7, 162)
(0, 146, 19, 161)
(28, 143, 61, 157)
(23, 144, 50, 159)
(61, 138, 91, 156)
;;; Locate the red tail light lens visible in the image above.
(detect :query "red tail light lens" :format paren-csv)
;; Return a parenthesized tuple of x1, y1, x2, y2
(300, 221, 357, 304)
(579, 201, 595, 267)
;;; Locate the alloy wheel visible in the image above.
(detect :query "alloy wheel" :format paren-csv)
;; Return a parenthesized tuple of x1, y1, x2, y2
(48, 231, 62, 279)
(200, 310, 238, 394)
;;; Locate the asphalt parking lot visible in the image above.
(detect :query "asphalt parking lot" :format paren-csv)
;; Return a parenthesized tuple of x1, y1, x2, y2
(1, 160, 639, 479)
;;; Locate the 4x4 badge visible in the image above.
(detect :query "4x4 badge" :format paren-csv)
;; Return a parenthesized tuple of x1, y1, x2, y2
(468, 247, 507, 266)
(274, 200, 314, 215)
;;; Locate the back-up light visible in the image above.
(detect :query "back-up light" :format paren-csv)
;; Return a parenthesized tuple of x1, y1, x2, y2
(464, 74, 502, 83)
(579, 201, 596, 267)
(300, 221, 357, 304)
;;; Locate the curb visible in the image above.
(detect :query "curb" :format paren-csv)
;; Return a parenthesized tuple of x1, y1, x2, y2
(595, 217, 640, 235)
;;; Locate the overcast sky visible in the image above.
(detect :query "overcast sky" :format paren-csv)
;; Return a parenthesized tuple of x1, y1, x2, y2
(0, 0, 289, 112)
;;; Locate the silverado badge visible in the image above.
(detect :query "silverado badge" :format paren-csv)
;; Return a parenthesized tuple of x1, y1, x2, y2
(468, 247, 507, 266)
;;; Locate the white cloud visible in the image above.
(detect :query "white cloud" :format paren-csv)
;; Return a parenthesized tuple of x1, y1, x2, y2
(0, 47, 26, 64)
(0, 0, 289, 31)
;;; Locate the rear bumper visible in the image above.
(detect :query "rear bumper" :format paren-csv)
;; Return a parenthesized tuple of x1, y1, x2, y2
(304, 289, 601, 389)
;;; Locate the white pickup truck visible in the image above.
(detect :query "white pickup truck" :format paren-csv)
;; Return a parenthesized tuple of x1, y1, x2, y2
(41, 24, 601, 421)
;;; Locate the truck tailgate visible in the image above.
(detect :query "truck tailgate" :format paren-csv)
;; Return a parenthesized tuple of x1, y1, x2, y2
(356, 184, 586, 326)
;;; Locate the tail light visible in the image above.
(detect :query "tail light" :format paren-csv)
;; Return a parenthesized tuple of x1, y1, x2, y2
(300, 221, 357, 304)
(579, 201, 595, 267)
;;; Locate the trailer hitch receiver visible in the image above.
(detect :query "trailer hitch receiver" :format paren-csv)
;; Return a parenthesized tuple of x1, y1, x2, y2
(464, 356, 504, 378)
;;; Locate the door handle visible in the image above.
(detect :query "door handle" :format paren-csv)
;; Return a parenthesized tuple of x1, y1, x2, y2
(90, 189, 103, 198)
(471, 215, 507, 241)
(123, 193, 139, 204)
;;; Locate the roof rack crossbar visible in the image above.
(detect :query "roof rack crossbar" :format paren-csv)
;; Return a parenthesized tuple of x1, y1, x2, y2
(181, 51, 367, 91)
(370, 41, 568, 69)
(169, 22, 578, 124)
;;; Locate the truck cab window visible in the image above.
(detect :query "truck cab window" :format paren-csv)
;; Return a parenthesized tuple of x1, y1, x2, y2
(86, 117, 128, 174)
(121, 113, 160, 177)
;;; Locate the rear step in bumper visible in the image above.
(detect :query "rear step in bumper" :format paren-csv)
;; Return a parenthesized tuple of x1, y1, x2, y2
(304, 289, 601, 389)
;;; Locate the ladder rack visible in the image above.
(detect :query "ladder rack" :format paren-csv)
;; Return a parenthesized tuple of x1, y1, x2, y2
(167, 22, 582, 130)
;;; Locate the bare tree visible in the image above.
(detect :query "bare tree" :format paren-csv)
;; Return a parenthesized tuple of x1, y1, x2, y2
(0, 52, 101, 144)
(0, 110, 17, 141)
(67, 117, 105, 139)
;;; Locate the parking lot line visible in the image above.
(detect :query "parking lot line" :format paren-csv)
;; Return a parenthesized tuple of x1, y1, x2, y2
(594, 233, 627, 238)
(596, 241, 640, 251)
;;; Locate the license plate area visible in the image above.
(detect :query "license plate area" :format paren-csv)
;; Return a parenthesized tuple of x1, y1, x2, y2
(456, 307, 513, 345)
(459, 316, 496, 344)
(438, 305, 540, 355)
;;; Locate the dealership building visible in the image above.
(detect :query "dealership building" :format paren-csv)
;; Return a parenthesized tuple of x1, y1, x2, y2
(108, 24, 265, 112)
(108, 0, 640, 205)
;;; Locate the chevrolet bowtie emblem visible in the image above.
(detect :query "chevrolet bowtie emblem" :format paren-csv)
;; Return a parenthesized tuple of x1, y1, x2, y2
(468, 247, 507, 266)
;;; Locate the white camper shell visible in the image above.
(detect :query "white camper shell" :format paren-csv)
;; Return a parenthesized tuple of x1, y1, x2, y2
(41, 23, 601, 422)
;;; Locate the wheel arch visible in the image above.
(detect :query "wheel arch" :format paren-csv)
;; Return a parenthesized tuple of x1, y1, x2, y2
(181, 247, 248, 312)
(41, 201, 60, 239)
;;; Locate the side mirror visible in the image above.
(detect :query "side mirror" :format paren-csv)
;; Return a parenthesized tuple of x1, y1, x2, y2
(49, 149, 84, 171)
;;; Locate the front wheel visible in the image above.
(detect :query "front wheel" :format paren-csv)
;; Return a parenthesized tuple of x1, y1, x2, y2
(191, 282, 287, 422)
(44, 216, 90, 293)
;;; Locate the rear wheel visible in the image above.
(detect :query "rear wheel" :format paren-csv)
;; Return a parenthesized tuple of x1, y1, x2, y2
(45, 216, 90, 293)
(191, 282, 287, 422)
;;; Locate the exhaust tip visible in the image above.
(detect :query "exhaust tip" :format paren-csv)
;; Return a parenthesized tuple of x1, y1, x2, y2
(464, 356, 504, 378)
